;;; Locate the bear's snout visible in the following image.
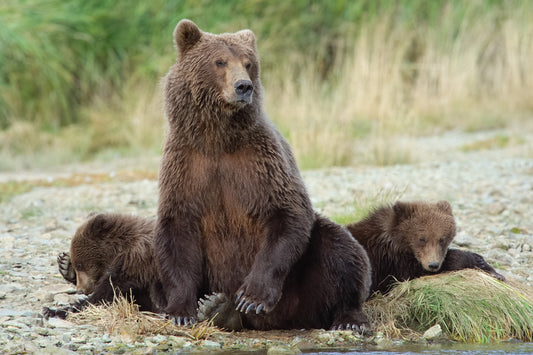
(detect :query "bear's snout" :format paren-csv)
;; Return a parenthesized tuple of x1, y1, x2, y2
(427, 261, 440, 271)
(234, 79, 253, 103)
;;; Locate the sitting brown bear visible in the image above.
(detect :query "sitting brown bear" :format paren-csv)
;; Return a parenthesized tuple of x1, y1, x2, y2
(42, 213, 166, 319)
(154, 19, 372, 332)
(346, 200, 505, 297)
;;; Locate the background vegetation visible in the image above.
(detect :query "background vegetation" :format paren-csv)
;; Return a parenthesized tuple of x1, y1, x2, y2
(1, 0, 532, 170)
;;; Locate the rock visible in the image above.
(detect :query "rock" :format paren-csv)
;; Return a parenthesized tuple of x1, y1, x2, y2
(267, 345, 300, 354)
(453, 231, 476, 247)
(53, 293, 79, 305)
(486, 203, 505, 215)
(46, 317, 76, 329)
(423, 324, 443, 340)
(202, 340, 221, 350)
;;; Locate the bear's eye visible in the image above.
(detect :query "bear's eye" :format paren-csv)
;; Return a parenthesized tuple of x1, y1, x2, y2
(419, 238, 426, 245)
(439, 238, 445, 245)
(245, 62, 252, 70)
(215, 60, 227, 67)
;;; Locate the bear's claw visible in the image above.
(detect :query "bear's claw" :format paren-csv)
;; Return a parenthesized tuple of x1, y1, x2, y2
(172, 316, 196, 326)
(330, 323, 372, 335)
(235, 298, 265, 315)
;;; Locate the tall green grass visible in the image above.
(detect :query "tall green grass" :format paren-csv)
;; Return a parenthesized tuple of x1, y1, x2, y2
(1, 1, 532, 169)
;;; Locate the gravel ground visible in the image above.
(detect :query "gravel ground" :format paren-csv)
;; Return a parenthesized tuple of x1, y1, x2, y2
(0, 128, 532, 353)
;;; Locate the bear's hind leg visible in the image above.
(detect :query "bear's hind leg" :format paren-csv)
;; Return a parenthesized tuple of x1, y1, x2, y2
(312, 215, 372, 333)
(256, 214, 372, 332)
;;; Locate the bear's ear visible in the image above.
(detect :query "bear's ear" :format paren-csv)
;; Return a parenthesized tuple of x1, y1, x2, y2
(392, 201, 417, 224)
(87, 214, 114, 238)
(436, 200, 453, 215)
(236, 29, 256, 49)
(174, 19, 202, 55)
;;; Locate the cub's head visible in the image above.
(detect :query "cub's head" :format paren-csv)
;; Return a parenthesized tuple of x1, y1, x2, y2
(69, 214, 122, 294)
(168, 19, 260, 112)
(392, 201, 456, 272)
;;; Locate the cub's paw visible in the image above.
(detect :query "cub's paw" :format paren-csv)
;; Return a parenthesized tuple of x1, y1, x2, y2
(198, 293, 243, 331)
(489, 270, 506, 282)
(58, 251, 76, 285)
(473, 253, 506, 281)
(42, 306, 69, 320)
(235, 278, 282, 315)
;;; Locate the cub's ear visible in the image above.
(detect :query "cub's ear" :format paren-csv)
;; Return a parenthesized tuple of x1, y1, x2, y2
(236, 29, 256, 49)
(87, 214, 114, 238)
(174, 19, 202, 55)
(392, 201, 417, 223)
(436, 200, 453, 215)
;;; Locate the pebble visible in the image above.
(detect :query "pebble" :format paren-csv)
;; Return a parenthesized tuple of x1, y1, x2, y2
(0, 129, 532, 351)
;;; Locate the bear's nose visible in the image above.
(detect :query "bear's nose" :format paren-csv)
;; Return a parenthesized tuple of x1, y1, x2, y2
(428, 261, 440, 270)
(234, 79, 253, 99)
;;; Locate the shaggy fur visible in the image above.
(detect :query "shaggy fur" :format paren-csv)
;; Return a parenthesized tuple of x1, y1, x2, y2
(42, 214, 165, 319)
(346, 200, 505, 297)
(155, 19, 371, 331)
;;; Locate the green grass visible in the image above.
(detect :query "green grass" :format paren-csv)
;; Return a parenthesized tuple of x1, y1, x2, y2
(364, 269, 533, 342)
(331, 186, 406, 225)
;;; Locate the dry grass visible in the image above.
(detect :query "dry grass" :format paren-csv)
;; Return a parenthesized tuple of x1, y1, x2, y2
(364, 269, 533, 343)
(69, 293, 219, 341)
(265, 4, 533, 168)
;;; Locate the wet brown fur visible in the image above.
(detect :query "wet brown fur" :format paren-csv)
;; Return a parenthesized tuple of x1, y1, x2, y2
(346, 200, 504, 298)
(155, 20, 371, 330)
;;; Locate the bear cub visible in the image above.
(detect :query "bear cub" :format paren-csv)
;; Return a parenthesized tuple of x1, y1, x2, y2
(346, 200, 505, 297)
(42, 213, 165, 319)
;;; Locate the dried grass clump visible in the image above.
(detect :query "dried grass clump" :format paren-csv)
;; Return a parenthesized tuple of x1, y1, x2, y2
(69, 293, 218, 341)
(364, 269, 533, 343)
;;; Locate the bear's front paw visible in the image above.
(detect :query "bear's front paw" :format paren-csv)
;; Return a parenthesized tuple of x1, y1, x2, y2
(473, 253, 506, 281)
(57, 251, 77, 285)
(235, 279, 282, 315)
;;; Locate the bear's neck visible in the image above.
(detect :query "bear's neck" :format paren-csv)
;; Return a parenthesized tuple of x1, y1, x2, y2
(169, 104, 263, 154)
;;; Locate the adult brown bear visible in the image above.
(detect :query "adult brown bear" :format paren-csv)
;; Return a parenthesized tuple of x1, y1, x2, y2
(155, 19, 371, 331)
(346, 200, 505, 297)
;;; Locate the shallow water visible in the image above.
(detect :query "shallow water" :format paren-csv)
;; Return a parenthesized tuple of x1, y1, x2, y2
(309, 341, 533, 354)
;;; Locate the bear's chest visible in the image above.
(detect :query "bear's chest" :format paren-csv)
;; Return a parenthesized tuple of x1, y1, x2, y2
(182, 150, 269, 235)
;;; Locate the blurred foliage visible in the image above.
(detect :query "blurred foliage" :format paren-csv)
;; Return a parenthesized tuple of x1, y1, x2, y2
(1, 0, 532, 170)
(1, 0, 526, 129)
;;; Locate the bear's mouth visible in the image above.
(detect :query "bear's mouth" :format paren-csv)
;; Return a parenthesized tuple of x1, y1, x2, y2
(236, 96, 253, 105)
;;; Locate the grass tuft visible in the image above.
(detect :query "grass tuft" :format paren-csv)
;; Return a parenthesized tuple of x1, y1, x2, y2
(69, 293, 218, 341)
(364, 269, 533, 343)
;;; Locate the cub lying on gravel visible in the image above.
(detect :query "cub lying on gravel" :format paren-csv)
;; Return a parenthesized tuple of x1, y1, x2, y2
(346, 200, 505, 298)
(42, 213, 166, 319)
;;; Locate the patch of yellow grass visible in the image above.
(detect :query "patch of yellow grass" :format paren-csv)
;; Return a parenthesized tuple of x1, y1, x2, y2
(69, 294, 219, 341)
